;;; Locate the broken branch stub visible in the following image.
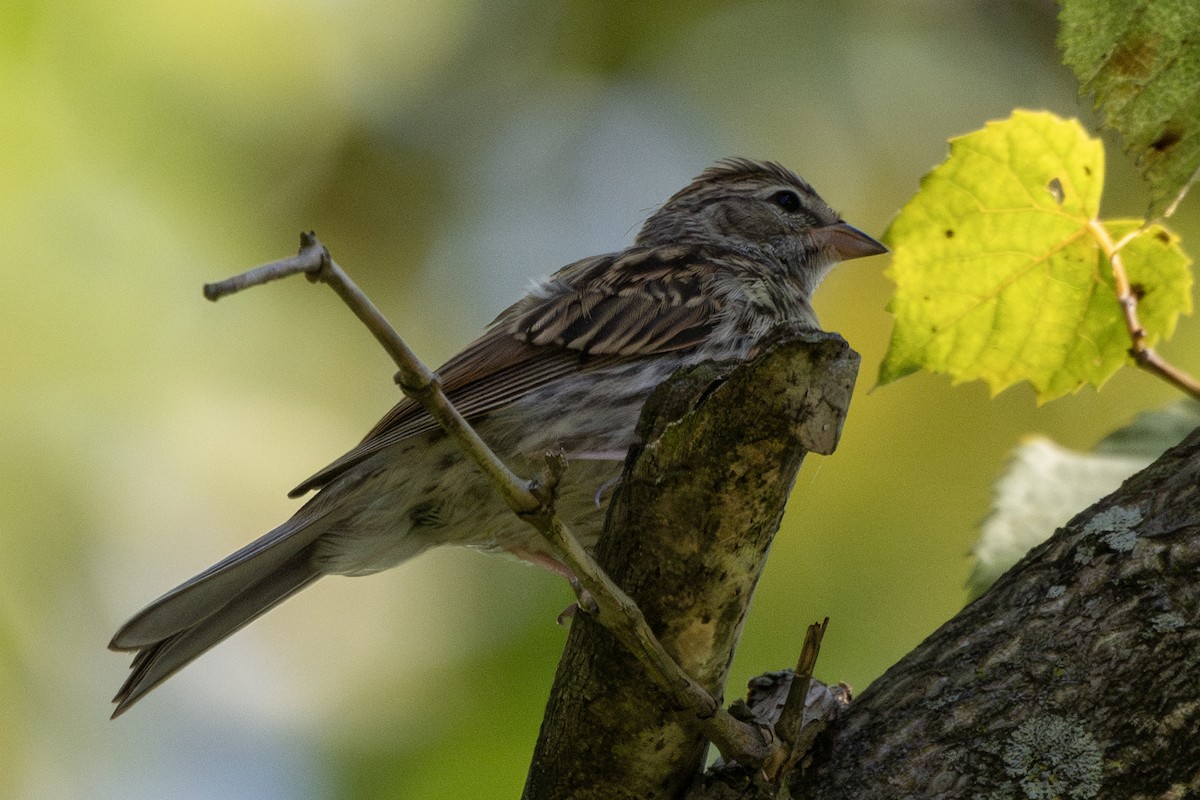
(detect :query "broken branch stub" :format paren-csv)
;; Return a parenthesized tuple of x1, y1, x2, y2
(523, 329, 860, 800)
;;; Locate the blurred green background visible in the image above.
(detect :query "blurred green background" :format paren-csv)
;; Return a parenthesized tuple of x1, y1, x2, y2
(3, 1, 1197, 798)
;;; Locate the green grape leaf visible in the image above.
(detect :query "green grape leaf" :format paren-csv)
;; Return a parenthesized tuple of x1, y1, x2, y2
(879, 110, 1192, 401)
(1059, 0, 1200, 217)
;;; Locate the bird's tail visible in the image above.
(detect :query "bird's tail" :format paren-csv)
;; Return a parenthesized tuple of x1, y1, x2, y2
(109, 507, 335, 718)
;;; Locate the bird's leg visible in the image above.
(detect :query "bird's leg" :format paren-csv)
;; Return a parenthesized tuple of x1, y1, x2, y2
(507, 547, 599, 623)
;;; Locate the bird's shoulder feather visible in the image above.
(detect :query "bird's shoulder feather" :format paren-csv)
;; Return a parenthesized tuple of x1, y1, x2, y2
(288, 243, 730, 496)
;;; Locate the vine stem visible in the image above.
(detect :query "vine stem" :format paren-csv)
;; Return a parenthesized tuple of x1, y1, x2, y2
(204, 232, 779, 766)
(1085, 219, 1200, 401)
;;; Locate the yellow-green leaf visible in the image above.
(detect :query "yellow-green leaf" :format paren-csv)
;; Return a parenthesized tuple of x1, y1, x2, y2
(879, 110, 1192, 402)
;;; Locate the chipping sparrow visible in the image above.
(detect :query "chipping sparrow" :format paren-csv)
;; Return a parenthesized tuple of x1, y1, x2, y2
(109, 158, 886, 716)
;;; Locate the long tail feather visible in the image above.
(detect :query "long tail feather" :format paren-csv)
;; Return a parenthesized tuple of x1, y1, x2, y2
(110, 503, 336, 652)
(110, 548, 321, 718)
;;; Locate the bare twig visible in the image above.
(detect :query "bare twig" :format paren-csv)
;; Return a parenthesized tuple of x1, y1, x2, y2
(777, 618, 828, 747)
(207, 232, 540, 514)
(529, 500, 775, 762)
(207, 232, 775, 767)
(1086, 220, 1200, 401)
(763, 618, 829, 788)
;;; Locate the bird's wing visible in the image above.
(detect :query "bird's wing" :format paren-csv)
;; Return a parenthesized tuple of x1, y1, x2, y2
(288, 244, 726, 496)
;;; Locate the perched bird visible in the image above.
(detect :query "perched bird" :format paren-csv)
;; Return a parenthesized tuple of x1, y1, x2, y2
(109, 158, 886, 716)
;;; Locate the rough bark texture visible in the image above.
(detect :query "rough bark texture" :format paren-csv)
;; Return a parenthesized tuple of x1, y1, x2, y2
(785, 425, 1200, 799)
(523, 330, 860, 800)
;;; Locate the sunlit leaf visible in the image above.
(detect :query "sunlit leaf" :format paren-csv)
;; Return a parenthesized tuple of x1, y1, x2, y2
(880, 110, 1192, 401)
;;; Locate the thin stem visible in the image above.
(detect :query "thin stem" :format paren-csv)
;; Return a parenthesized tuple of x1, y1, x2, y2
(528, 495, 772, 763)
(1086, 220, 1200, 401)
(208, 233, 539, 513)
(206, 232, 775, 767)
(763, 618, 829, 786)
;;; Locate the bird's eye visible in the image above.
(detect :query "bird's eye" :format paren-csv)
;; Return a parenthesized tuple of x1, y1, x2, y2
(771, 190, 802, 213)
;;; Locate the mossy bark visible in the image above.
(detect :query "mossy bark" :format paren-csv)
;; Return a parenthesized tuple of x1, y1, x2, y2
(523, 330, 860, 800)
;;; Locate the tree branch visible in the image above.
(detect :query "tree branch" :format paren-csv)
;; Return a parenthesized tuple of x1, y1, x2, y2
(523, 331, 860, 799)
(779, 425, 1200, 797)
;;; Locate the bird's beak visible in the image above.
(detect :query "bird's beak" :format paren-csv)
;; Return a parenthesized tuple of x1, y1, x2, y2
(811, 222, 888, 261)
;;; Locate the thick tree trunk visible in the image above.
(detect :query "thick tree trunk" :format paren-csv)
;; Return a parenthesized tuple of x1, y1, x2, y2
(785, 423, 1200, 799)
(523, 330, 860, 800)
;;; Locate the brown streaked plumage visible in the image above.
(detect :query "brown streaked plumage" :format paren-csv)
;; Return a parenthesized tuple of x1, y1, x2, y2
(108, 158, 886, 717)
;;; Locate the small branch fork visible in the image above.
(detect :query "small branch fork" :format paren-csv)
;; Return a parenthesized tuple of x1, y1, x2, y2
(1085, 220, 1200, 402)
(205, 232, 813, 771)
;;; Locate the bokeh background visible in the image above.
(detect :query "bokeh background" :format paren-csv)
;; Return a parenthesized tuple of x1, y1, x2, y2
(4, 1, 1197, 797)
